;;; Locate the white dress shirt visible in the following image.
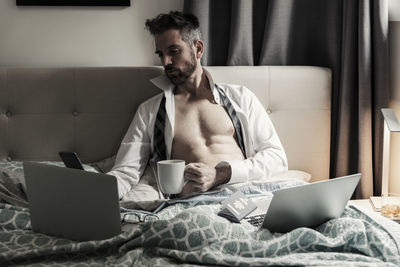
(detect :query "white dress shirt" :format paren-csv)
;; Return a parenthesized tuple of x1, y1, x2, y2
(108, 68, 288, 199)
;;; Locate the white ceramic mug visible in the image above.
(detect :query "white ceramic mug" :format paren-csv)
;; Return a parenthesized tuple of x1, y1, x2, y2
(156, 160, 186, 195)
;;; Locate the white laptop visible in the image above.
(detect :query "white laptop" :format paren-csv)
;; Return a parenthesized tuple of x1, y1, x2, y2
(23, 162, 122, 241)
(242, 173, 361, 232)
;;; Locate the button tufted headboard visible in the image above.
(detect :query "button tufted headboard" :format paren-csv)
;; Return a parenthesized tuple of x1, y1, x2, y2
(0, 66, 331, 181)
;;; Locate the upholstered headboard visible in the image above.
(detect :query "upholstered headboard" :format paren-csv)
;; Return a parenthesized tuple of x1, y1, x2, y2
(0, 66, 331, 181)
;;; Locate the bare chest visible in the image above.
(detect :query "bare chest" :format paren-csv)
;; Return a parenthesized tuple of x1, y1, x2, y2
(174, 98, 235, 139)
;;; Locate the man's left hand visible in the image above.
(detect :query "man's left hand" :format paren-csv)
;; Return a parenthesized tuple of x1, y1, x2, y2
(184, 162, 217, 193)
(179, 162, 231, 197)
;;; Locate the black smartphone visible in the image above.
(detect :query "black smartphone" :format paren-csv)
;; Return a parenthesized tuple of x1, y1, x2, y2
(59, 151, 84, 170)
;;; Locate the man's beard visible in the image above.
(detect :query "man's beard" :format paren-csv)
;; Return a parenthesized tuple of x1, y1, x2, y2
(165, 51, 197, 86)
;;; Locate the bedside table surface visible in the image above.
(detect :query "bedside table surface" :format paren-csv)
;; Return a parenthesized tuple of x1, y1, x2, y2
(349, 199, 376, 213)
(349, 199, 400, 223)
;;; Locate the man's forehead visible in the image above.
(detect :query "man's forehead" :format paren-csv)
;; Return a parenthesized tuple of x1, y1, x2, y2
(154, 29, 185, 49)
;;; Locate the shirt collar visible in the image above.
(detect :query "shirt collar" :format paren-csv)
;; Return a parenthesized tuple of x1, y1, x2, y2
(150, 67, 221, 104)
(149, 73, 175, 99)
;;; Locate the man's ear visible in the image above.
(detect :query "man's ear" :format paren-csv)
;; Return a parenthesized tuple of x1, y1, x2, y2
(194, 40, 204, 59)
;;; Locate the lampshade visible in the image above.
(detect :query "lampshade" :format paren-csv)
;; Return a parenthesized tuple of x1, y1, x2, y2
(369, 109, 400, 218)
(381, 108, 400, 197)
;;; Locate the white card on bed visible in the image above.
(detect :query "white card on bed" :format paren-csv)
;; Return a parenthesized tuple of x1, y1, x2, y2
(221, 191, 257, 221)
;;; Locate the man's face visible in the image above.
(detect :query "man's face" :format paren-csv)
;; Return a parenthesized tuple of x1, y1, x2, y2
(154, 29, 198, 86)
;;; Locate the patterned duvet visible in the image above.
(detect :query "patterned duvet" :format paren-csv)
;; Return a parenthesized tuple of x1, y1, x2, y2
(1, 162, 400, 266)
(1, 198, 400, 266)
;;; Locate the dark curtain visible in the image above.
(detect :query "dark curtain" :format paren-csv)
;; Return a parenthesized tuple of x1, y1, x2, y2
(183, 0, 389, 199)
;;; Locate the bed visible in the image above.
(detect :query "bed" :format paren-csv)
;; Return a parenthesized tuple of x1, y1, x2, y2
(0, 66, 399, 266)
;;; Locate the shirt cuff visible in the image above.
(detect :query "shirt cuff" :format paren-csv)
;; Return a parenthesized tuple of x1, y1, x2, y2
(220, 159, 248, 184)
(108, 170, 131, 200)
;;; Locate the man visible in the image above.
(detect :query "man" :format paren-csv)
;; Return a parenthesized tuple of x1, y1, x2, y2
(108, 11, 288, 200)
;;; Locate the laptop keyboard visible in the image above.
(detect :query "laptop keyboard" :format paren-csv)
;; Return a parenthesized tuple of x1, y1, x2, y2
(244, 213, 265, 227)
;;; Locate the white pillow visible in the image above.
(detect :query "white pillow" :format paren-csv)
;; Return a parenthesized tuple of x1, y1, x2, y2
(270, 170, 312, 182)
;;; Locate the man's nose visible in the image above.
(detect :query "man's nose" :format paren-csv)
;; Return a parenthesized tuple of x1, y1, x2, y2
(161, 55, 172, 67)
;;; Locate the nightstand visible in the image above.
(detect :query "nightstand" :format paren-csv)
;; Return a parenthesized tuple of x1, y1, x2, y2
(349, 199, 400, 223)
(349, 199, 377, 213)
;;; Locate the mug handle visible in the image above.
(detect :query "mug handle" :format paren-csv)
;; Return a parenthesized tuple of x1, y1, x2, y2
(150, 158, 170, 199)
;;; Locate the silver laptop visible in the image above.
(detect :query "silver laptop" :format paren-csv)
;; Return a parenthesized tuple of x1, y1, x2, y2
(23, 162, 122, 241)
(244, 173, 361, 232)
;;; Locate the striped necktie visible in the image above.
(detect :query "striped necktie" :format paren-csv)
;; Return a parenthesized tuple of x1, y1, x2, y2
(215, 84, 246, 156)
(153, 95, 167, 162)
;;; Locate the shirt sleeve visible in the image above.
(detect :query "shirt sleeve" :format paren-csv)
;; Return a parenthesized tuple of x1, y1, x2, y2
(225, 87, 288, 184)
(107, 102, 152, 199)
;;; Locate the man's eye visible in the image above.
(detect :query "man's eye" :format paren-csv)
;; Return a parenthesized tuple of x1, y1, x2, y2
(170, 49, 179, 55)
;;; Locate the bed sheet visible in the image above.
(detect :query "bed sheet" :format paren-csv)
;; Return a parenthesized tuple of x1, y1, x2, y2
(1, 180, 400, 267)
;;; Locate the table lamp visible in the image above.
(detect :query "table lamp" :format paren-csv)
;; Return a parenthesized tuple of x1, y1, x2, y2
(370, 108, 400, 214)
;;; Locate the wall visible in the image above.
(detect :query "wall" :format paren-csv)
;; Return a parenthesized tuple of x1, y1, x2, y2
(0, 0, 183, 67)
(390, 0, 400, 21)
(389, 21, 400, 195)
(388, 0, 400, 195)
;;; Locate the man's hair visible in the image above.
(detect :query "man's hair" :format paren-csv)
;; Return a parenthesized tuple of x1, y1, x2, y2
(145, 11, 202, 47)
